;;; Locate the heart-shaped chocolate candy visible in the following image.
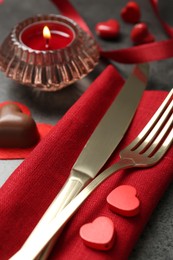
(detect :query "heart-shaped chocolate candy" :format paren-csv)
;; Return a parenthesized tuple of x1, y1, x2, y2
(0, 103, 39, 148)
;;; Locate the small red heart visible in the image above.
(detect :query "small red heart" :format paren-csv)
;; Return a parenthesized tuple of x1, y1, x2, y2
(121, 1, 141, 24)
(141, 32, 155, 44)
(107, 185, 140, 217)
(130, 23, 155, 45)
(79, 216, 116, 251)
(95, 19, 120, 39)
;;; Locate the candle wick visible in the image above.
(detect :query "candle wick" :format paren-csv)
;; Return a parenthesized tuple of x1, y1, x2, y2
(45, 38, 49, 49)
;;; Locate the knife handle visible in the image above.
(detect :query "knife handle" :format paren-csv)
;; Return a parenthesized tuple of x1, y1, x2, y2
(10, 159, 134, 260)
(21, 173, 90, 259)
(39, 171, 91, 225)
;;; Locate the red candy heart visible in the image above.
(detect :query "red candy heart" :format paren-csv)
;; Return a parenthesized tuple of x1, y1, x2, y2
(121, 1, 141, 24)
(130, 23, 155, 45)
(107, 185, 140, 217)
(95, 19, 120, 39)
(141, 33, 155, 44)
(79, 216, 116, 251)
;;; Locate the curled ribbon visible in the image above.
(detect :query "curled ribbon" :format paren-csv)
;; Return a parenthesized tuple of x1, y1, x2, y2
(51, 0, 173, 64)
(150, 0, 173, 38)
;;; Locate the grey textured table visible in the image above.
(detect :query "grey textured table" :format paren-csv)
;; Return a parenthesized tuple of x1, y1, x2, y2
(0, 0, 172, 259)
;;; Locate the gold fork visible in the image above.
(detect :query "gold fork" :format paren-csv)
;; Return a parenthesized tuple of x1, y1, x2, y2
(10, 89, 173, 260)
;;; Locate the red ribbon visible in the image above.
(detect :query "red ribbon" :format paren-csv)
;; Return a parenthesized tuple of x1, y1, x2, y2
(51, 0, 173, 64)
(150, 0, 173, 38)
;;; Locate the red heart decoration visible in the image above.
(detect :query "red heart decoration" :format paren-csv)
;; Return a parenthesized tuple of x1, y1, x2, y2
(121, 1, 141, 24)
(130, 23, 155, 45)
(107, 185, 140, 217)
(141, 33, 155, 44)
(79, 216, 116, 251)
(95, 19, 120, 39)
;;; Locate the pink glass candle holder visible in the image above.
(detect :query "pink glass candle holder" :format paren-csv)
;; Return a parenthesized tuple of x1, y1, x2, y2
(0, 14, 100, 91)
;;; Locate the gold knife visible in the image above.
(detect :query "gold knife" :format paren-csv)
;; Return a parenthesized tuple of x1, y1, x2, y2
(10, 63, 149, 260)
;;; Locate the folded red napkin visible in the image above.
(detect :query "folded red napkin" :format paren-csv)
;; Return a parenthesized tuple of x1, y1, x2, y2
(0, 65, 172, 260)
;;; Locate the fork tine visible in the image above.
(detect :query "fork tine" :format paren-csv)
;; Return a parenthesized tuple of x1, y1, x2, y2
(139, 100, 173, 154)
(153, 123, 173, 162)
(145, 111, 173, 158)
(129, 89, 173, 151)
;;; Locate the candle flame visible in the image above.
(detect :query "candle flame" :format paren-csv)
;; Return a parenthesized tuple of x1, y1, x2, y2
(43, 26, 51, 39)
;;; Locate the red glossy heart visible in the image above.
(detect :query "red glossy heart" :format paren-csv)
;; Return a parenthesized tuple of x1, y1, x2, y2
(95, 19, 120, 39)
(130, 23, 155, 44)
(107, 185, 140, 217)
(141, 33, 155, 44)
(79, 216, 116, 251)
(121, 1, 141, 24)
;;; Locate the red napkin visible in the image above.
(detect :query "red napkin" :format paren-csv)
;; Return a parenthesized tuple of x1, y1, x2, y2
(0, 65, 172, 260)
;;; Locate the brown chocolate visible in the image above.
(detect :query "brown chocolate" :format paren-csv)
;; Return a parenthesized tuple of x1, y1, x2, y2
(0, 103, 40, 148)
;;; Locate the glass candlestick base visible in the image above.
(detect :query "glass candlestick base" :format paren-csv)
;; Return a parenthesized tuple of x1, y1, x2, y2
(0, 14, 100, 91)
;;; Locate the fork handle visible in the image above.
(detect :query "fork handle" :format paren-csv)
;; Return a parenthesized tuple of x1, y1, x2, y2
(31, 172, 90, 260)
(10, 158, 134, 260)
(32, 178, 85, 260)
(40, 176, 87, 222)
(22, 174, 90, 249)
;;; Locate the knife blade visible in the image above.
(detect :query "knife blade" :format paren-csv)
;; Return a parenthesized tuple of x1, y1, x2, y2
(10, 63, 149, 260)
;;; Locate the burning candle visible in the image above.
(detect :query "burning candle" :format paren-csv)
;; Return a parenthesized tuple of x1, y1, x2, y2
(43, 26, 51, 49)
(20, 21, 74, 51)
(0, 15, 100, 91)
